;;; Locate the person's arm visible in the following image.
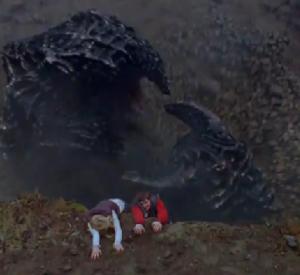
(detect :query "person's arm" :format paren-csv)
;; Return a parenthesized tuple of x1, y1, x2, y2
(88, 223, 102, 259)
(88, 222, 101, 247)
(156, 198, 169, 224)
(131, 205, 146, 234)
(112, 210, 122, 246)
(131, 205, 145, 225)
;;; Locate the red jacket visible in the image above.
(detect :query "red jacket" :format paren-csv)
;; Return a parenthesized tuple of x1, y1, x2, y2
(131, 197, 169, 225)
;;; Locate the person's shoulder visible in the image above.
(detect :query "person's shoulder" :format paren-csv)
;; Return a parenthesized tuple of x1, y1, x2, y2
(109, 198, 125, 204)
(109, 198, 126, 212)
(155, 196, 167, 207)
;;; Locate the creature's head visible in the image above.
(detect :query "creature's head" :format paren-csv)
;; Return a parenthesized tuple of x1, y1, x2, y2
(2, 11, 170, 114)
(1, 11, 170, 155)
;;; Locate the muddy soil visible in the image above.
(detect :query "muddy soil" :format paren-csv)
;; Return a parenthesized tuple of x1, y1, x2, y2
(0, 194, 300, 275)
(0, 2, 300, 273)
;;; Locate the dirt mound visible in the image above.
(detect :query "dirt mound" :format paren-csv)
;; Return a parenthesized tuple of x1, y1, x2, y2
(0, 193, 299, 275)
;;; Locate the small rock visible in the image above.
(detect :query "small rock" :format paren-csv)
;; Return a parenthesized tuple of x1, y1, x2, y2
(70, 247, 79, 256)
(163, 250, 172, 259)
(284, 235, 298, 249)
(229, 240, 246, 255)
(62, 264, 72, 272)
(203, 254, 219, 265)
(70, 231, 80, 238)
(245, 254, 252, 260)
(62, 241, 70, 247)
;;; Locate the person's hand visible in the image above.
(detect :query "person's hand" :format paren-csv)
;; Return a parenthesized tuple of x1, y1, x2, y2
(113, 243, 124, 253)
(90, 246, 102, 260)
(152, 221, 162, 233)
(133, 224, 145, 235)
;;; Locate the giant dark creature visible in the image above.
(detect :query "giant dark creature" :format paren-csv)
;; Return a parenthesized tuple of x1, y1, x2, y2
(0, 10, 169, 156)
(124, 103, 274, 220)
(0, 10, 274, 221)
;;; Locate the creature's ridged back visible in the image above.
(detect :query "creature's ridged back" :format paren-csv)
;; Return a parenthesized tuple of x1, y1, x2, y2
(2, 10, 170, 94)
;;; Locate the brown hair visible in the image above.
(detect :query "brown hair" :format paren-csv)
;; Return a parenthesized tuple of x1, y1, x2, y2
(133, 192, 152, 205)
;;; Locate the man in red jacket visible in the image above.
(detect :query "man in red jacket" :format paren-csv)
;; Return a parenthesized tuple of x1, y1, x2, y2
(131, 192, 169, 235)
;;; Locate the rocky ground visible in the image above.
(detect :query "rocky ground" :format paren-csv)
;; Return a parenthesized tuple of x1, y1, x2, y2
(0, 194, 300, 275)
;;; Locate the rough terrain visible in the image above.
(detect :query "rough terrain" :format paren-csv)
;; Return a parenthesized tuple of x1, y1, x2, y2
(0, 194, 300, 275)
(0, 0, 300, 274)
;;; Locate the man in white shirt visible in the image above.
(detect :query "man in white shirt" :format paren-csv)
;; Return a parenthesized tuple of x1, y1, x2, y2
(84, 198, 126, 260)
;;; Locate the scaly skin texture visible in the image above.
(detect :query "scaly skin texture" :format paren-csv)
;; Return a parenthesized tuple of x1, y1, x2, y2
(124, 103, 275, 221)
(0, 11, 274, 221)
(0, 10, 169, 156)
(165, 103, 275, 220)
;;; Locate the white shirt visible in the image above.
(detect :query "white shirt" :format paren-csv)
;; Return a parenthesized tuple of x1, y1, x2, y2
(88, 198, 125, 248)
